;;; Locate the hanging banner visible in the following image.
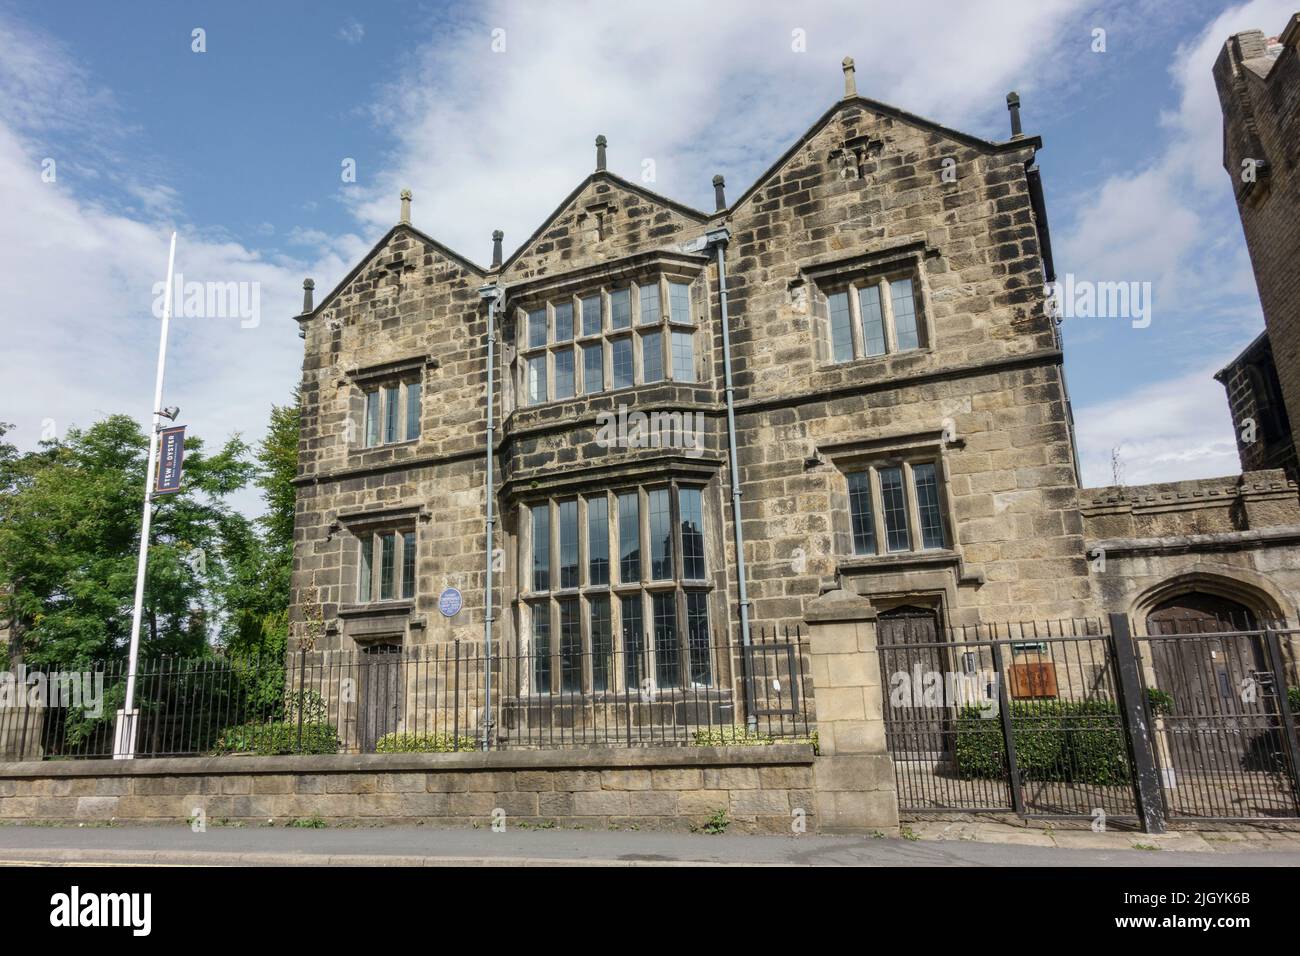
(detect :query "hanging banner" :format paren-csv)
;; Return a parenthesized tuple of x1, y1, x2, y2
(155, 426, 186, 494)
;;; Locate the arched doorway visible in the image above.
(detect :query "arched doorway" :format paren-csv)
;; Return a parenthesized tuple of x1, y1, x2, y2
(1144, 591, 1273, 783)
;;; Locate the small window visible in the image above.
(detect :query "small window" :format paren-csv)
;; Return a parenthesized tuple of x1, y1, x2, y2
(679, 487, 705, 580)
(554, 301, 574, 343)
(642, 330, 664, 383)
(355, 527, 418, 603)
(610, 288, 631, 330)
(843, 460, 948, 559)
(581, 294, 602, 336)
(648, 487, 673, 580)
(686, 591, 711, 685)
(532, 505, 550, 591)
(668, 281, 691, 324)
(653, 592, 679, 689)
(618, 491, 641, 583)
(590, 597, 613, 691)
(559, 598, 581, 692)
(622, 595, 644, 686)
(554, 349, 575, 399)
(558, 499, 578, 589)
(379, 532, 396, 599)
(528, 308, 547, 349)
(612, 338, 634, 389)
(879, 466, 911, 553)
(401, 531, 416, 599)
(405, 382, 422, 439)
(364, 391, 380, 446)
(531, 604, 551, 692)
(639, 283, 660, 325)
(582, 343, 604, 394)
(361, 378, 421, 448)
(823, 270, 925, 363)
(527, 356, 547, 405)
(587, 496, 609, 585)
(671, 330, 695, 383)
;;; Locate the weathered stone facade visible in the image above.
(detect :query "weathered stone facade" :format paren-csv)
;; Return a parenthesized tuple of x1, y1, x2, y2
(289, 60, 1300, 733)
(1214, 15, 1300, 479)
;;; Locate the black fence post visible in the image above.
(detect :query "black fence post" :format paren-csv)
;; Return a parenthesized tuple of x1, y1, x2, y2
(453, 639, 461, 750)
(1108, 613, 1165, 834)
(1262, 627, 1300, 812)
(989, 642, 1025, 816)
(295, 647, 307, 754)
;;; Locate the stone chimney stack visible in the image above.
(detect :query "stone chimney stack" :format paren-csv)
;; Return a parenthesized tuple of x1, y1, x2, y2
(400, 188, 412, 224)
(713, 175, 726, 212)
(595, 135, 607, 172)
(1006, 92, 1023, 138)
(301, 278, 315, 314)
(491, 230, 504, 269)
(842, 57, 857, 98)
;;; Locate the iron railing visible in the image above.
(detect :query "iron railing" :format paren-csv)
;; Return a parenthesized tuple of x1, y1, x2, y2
(0, 626, 812, 760)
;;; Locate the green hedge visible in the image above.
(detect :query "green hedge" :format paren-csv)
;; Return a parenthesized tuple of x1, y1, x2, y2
(374, 731, 476, 753)
(955, 701, 1131, 786)
(212, 721, 339, 756)
(691, 725, 775, 747)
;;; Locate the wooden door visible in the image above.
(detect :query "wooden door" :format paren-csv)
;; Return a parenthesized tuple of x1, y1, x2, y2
(359, 642, 402, 752)
(878, 607, 950, 756)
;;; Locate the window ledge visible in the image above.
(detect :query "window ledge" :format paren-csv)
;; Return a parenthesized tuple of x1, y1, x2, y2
(838, 549, 984, 586)
(338, 601, 415, 618)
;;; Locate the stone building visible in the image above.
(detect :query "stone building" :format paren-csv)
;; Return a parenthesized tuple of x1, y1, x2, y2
(287, 58, 1300, 740)
(1214, 14, 1300, 482)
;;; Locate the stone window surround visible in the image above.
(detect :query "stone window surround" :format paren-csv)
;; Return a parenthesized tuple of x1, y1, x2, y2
(342, 355, 436, 453)
(334, 505, 426, 614)
(820, 430, 960, 565)
(514, 476, 721, 696)
(802, 241, 937, 366)
(511, 261, 708, 409)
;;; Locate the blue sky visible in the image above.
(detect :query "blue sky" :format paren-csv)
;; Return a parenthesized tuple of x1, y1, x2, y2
(0, 0, 1293, 512)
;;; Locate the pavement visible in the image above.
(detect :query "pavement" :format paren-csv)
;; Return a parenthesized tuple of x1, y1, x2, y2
(1, 822, 1299, 866)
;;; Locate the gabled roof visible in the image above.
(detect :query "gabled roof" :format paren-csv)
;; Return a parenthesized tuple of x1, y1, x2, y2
(498, 170, 710, 273)
(299, 222, 486, 322)
(298, 91, 1039, 320)
(728, 94, 1040, 213)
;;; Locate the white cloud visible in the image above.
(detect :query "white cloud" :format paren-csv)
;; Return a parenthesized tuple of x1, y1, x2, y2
(349, 0, 1091, 260)
(337, 19, 365, 45)
(1062, 0, 1294, 483)
(1075, 366, 1240, 487)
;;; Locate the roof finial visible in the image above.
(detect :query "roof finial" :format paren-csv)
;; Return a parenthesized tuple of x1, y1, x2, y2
(595, 135, 607, 172)
(1006, 92, 1023, 138)
(712, 175, 726, 212)
(400, 188, 413, 224)
(301, 278, 315, 314)
(842, 57, 857, 98)
(491, 230, 504, 269)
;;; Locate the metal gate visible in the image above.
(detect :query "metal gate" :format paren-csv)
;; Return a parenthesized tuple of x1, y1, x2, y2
(1138, 621, 1300, 821)
(878, 618, 1140, 821)
(879, 614, 1300, 828)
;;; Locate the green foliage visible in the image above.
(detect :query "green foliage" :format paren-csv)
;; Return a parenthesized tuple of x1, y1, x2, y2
(374, 731, 476, 753)
(1146, 687, 1175, 716)
(697, 808, 729, 834)
(955, 700, 1132, 786)
(212, 721, 339, 756)
(1289, 686, 1299, 716)
(691, 724, 775, 747)
(0, 416, 255, 668)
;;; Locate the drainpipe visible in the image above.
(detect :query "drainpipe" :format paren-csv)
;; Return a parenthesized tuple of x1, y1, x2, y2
(477, 279, 503, 751)
(706, 225, 756, 730)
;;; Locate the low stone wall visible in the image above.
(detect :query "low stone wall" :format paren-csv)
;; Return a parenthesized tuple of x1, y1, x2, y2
(0, 746, 816, 833)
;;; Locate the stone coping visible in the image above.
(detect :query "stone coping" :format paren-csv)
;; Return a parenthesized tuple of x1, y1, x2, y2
(0, 744, 815, 779)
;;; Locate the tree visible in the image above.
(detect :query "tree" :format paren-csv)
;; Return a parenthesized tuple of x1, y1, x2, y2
(0, 416, 253, 670)
(220, 391, 299, 663)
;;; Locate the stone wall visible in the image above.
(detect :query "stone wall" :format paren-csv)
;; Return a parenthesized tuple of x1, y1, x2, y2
(0, 747, 816, 834)
(1082, 470, 1300, 628)
(1215, 16, 1300, 471)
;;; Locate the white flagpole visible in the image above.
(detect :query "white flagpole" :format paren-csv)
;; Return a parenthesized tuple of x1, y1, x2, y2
(114, 231, 177, 759)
